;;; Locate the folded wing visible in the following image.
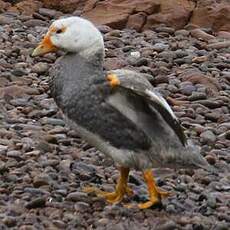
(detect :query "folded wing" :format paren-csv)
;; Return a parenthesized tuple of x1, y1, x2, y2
(106, 70, 187, 147)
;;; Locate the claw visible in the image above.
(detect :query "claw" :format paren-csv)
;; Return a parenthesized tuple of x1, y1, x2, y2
(137, 169, 171, 209)
(83, 167, 131, 204)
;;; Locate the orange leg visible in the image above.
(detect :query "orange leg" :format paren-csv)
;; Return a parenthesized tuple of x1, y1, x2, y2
(83, 167, 133, 204)
(138, 169, 170, 209)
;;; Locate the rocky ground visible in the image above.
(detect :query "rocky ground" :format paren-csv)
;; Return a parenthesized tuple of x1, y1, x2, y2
(0, 10, 230, 230)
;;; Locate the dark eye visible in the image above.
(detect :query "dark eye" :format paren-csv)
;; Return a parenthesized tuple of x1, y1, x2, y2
(56, 29, 63, 34)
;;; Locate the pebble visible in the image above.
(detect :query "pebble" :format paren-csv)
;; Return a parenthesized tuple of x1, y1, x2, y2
(200, 130, 217, 144)
(25, 197, 46, 209)
(66, 192, 88, 202)
(130, 51, 141, 58)
(6, 150, 21, 159)
(3, 216, 17, 227)
(180, 83, 196, 95)
(41, 117, 65, 126)
(0, 15, 14, 25)
(38, 8, 60, 19)
(206, 193, 217, 209)
(74, 201, 90, 212)
(0, 145, 8, 155)
(158, 220, 178, 230)
(152, 43, 169, 52)
(32, 62, 49, 74)
(213, 221, 229, 230)
(24, 19, 48, 27)
(33, 173, 51, 187)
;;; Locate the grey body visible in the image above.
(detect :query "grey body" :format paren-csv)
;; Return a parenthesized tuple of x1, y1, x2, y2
(50, 50, 212, 171)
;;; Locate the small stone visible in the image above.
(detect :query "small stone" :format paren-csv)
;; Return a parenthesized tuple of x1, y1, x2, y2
(200, 130, 216, 144)
(152, 43, 169, 52)
(44, 134, 58, 144)
(166, 204, 177, 213)
(0, 161, 8, 174)
(66, 192, 88, 202)
(133, 57, 148, 67)
(191, 90, 206, 100)
(19, 225, 37, 230)
(32, 62, 49, 74)
(97, 218, 109, 226)
(3, 216, 17, 227)
(38, 8, 60, 18)
(24, 19, 48, 27)
(11, 68, 27, 77)
(0, 144, 8, 155)
(130, 51, 141, 58)
(205, 154, 216, 165)
(180, 83, 196, 95)
(33, 173, 51, 187)
(192, 56, 208, 63)
(7, 150, 21, 159)
(0, 15, 14, 25)
(213, 221, 229, 230)
(53, 220, 66, 229)
(59, 159, 71, 173)
(27, 34, 37, 43)
(207, 193, 217, 209)
(155, 27, 175, 34)
(25, 197, 46, 209)
(41, 117, 65, 126)
(158, 220, 177, 230)
(74, 201, 90, 212)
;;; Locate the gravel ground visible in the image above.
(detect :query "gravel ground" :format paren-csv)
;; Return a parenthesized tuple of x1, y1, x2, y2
(0, 11, 230, 230)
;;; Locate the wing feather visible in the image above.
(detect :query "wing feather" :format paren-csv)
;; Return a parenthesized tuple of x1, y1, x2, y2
(107, 70, 187, 146)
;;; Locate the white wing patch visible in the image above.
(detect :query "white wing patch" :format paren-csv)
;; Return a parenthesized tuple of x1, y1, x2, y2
(145, 89, 178, 120)
(107, 92, 139, 124)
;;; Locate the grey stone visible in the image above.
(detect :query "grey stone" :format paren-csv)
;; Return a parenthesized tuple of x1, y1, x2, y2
(152, 43, 169, 52)
(0, 145, 8, 155)
(200, 130, 216, 144)
(32, 62, 49, 74)
(33, 173, 51, 187)
(207, 193, 217, 209)
(25, 197, 46, 209)
(66, 192, 88, 202)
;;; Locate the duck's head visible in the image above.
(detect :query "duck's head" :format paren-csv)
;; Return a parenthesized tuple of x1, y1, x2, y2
(32, 16, 104, 57)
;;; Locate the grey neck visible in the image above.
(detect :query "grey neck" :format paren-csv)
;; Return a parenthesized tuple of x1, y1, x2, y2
(78, 40, 105, 60)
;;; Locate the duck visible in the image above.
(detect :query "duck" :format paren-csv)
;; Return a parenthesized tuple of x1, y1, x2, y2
(32, 16, 213, 209)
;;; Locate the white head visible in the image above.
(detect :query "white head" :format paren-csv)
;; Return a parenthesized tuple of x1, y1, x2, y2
(32, 17, 104, 57)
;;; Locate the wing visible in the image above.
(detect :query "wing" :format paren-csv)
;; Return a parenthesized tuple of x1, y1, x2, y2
(106, 69, 187, 147)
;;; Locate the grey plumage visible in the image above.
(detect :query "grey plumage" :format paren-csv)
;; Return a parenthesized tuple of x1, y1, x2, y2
(49, 49, 213, 172)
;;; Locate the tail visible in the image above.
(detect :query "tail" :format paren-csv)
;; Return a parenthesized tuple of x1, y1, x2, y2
(186, 140, 217, 174)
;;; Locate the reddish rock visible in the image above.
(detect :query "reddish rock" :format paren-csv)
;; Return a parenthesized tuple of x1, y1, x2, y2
(190, 29, 215, 42)
(179, 69, 221, 97)
(217, 31, 230, 39)
(206, 41, 230, 50)
(41, 0, 86, 13)
(83, 0, 195, 31)
(126, 12, 147, 32)
(143, 0, 195, 30)
(82, 0, 134, 29)
(191, 0, 230, 32)
(104, 57, 128, 70)
(8, 0, 42, 16)
(0, 0, 11, 13)
(0, 85, 39, 99)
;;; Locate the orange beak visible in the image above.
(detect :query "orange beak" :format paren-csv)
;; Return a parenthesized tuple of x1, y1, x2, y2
(32, 34, 58, 57)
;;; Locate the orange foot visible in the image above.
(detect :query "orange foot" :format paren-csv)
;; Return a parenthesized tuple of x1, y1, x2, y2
(83, 167, 132, 204)
(126, 170, 171, 209)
